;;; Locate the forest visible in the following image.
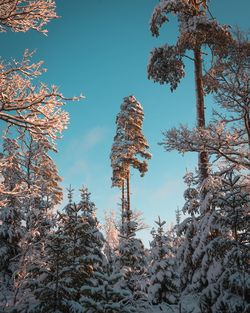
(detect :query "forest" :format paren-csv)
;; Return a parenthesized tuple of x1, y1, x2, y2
(0, 0, 249, 312)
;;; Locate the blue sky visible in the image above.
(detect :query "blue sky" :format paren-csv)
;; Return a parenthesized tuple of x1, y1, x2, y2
(1, 0, 249, 245)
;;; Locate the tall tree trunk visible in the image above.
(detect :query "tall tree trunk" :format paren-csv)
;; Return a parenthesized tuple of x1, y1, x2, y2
(121, 180, 125, 228)
(194, 47, 209, 182)
(126, 168, 131, 236)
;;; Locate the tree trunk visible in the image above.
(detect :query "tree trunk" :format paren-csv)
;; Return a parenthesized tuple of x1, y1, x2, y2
(126, 168, 131, 236)
(121, 180, 125, 228)
(194, 47, 209, 182)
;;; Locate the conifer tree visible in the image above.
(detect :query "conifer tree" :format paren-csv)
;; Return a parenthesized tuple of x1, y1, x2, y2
(19, 132, 62, 235)
(81, 258, 136, 313)
(60, 186, 104, 311)
(175, 171, 202, 311)
(176, 168, 249, 313)
(16, 186, 105, 313)
(0, 129, 63, 308)
(148, 0, 232, 182)
(148, 217, 179, 305)
(196, 172, 250, 313)
(19, 231, 77, 313)
(117, 220, 148, 309)
(0, 137, 25, 309)
(163, 32, 250, 172)
(110, 95, 151, 231)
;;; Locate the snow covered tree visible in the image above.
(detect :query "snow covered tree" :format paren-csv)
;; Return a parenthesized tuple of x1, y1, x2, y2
(81, 258, 136, 313)
(0, 1, 82, 142)
(78, 191, 137, 312)
(0, 51, 80, 144)
(0, 128, 64, 310)
(16, 186, 105, 313)
(110, 95, 151, 232)
(196, 172, 250, 313)
(174, 171, 203, 312)
(161, 31, 250, 172)
(0, 0, 57, 34)
(176, 169, 250, 313)
(0, 137, 25, 309)
(117, 219, 148, 309)
(16, 130, 62, 235)
(57, 186, 104, 311)
(148, 0, 232, 181)
(102, 210, 119, 260)
(148, 217, 179, 305)
(17, 232, 77, 313)
(159, 33, 250, 311)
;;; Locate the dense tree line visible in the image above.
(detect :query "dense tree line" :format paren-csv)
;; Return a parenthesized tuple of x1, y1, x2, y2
(0, 1, 249, 312)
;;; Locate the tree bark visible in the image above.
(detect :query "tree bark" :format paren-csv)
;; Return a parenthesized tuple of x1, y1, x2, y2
(126, 172, 130, 215)
(194, 47, 209, 182)
(126, 168, 131, 236)
(121, 180, 125, 228)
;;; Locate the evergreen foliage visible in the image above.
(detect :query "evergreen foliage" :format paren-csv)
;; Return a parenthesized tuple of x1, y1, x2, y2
(0, 1, 249, 313)
(81, 261, 136, 313)
(110, 95, 151, 187)
(0, 137, 25, 308)
(149, 217, 179, 305)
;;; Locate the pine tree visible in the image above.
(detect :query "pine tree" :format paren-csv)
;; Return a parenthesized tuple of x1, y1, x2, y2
(175, 171, 202, 311)
(161, 31, 250, 173)
(176, 169, 250, 313)
(19, 132, 62, 236)
(149, 0, 232, 182)
(110, 95, 151, 233)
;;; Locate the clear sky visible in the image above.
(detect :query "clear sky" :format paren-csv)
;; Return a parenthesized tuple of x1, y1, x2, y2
(1, 0, 249, 245)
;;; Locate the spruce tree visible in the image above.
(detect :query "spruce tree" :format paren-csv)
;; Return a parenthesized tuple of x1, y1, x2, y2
(0, 137, 25, 309)
(148, 217, 179, 305)
(81, 259, 136, 313)
(117, 219, 148, 309)
(4, 130, 63, 309)
(198, 172, 250, 313)
(58, 186, 104, 311)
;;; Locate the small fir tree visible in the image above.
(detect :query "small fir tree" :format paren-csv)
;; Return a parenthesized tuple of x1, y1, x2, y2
(148, 217, 179, 305)
(81, 258, 136, 313)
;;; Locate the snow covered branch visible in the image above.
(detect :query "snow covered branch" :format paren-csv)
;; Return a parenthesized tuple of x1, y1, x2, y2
(0, 0, 57, 34)
(0, 51, 82, 142)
